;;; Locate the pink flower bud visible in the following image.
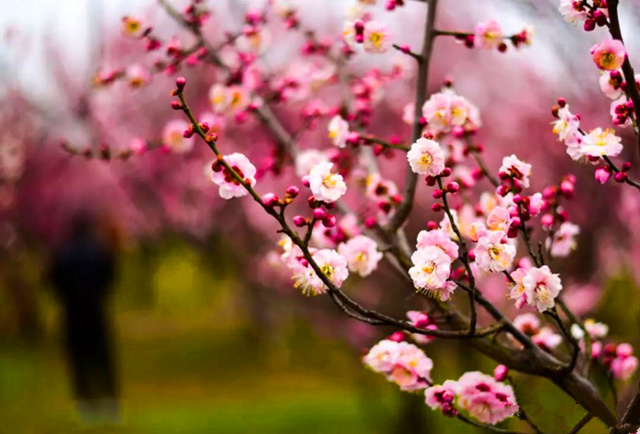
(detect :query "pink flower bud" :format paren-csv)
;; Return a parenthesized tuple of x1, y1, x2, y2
(622, 162, 632, 172)
(560, 180, 574, 198)
(595, 166, 611, 184)
(176, 76, 186, 91)
(262, 193, 279, 207)
(541, 214, 554, 228)
(431, 203, 443, 212)
(312, 208, 326, 219)
(441, 167, 452, 177)
(427, 221, 438, 230)
(302, 176, 311, 187)
(364, 217, 377, 228)
(617, 343, 634, 358)
(583, 19, 596, 31)
(388, 331, 405, 342)
(286, 186, 299, 198)
(293, 215, 307, 227)
(614, 172, 627, 183)
(170, 101, 182, 110)
(510, 217, 522, 228)
(432, 189, 443, 199)
(322, 214, 336, 228)
(447, 182, 459, 193)
(512, 194, 523, 204)
(494, 365, 509, 382)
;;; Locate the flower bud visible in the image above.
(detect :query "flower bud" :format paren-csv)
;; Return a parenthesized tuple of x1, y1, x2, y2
(286, 186, 299, 198)
(614, 171, 627, 183)
(431, 203, 443, 212)
(293, 215, 307, 227)
(312, 208, 326, 219)
(176, 76, 186, 91)
(494, 365, 509, 382)
(595, 166, 611, 184)
(364, 217, 377, 228)
(262, 193, 279, 207)
(322, 214, 336, 228)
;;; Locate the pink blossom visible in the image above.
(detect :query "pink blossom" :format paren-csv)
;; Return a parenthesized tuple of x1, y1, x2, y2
(528, 192, 544, 216)
(409, 246, 452, 296)
(363, 21, 393, 54)
(127, 64, 151, 88)
(552, 105, 580, 144)
(456, 371, 519, 425)
(599, 71, 624, 100)
(295, 149, 328, 177)
(338, 235, 383, 277)
(327, 115, 350, 148)
(162, 120, 194, 153)
(121, 16, 145, 38)
(293, 248, 349, 295)
(486, 206, 511, 232)
(509, 268, 530, 309)
(532, 327, 563, 350)
(308, 161, 347, 203)
(425, 381, 458, 415)
(595, 166, 611, 184)
(580, 128, 623, 158)
(416, 229, 459, 260)
(364, 340, 434, 391)
(499, 155, 532, 188)
(365, 173, 398, 201)
(558, 0, 589, 23)
(547, 222, 580, 257)
(407, 137, 445, 176)
(513, 313, 541, 336)
(210, 153, 257, 199)
(591, 40, 627, 71)
(571, 319, 609, 341)
(474, 20, 503, 50)
(363, 339, 400, 373)
(522, 266, 563, 312)
(407, 311, 437, 344)
(611, 352, 638, 380)
(474, 231, 516, 273)
(421, 91, 481, 134)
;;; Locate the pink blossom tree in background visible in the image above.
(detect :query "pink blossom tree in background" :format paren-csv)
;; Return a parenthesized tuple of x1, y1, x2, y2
(6, 0, 640, 432)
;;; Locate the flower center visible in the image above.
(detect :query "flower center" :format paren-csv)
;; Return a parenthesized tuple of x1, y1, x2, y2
(488, 246, 502, 259)
(422, 262, 436, 274)
(601, 52, 615, 69)
(420, 153, 433, 168)
(369, 32, 383, 47)
(323, 174, 337, 188)
(321, 264, 335, 280)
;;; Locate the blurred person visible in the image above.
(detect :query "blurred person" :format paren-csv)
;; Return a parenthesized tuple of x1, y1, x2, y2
(49, 212, 120, 426)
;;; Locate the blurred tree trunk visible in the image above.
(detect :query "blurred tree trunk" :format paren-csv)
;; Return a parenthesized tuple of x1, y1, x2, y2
(0, 253, 42, 341)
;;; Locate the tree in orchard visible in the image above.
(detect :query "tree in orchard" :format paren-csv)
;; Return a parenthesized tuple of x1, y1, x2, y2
(48, 0, 640, 432)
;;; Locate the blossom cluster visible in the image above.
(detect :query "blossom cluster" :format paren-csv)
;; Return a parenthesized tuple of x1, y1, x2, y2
(425, 371, 519, 425)
(363, 338, 433, 391)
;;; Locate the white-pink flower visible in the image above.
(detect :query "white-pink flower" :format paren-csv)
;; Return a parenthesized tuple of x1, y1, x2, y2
(552, 106, 580, 144)
(328, 115, 350, 148)
(409, 246, 452, 296)
(407, 137, 446, 176)
(421, 92, 481, 134)
(474, 20, 503, 50)
(532, 327, 563, 350)
(509, 268, 530, 309)
(558, 0, 589, 23)
(546, 222, 580, 257)
(599, 71, 624, 100)
(163, 120, 194, 153)
(456, 371, 519, 425)
(425, 381, 458, 415)
(499, 155, 532, 188)
(611, 344, 638, 380)
(522, 266, 563, 312)
(308, 162, 347, 203)
(363, 339, 400, 373)
(293, 249, 348, 296)
(127, 64, 151, 88)
(513, 313, 541, 336)
(486, 206, 512, 232)
(407, 311, 437, 344)
(295, 149, 328, 177)
(363, 340, 434, 391)
(416, 229, 459, 260)
(338, 235, 383, 277)
(363, 20, 393, 54)
(210, 153, 257, 199)
(474, 231, 516, 273)
(365, 173, 399, 201)
(580, 128, 623, 158)
(591, 39, 627, 71)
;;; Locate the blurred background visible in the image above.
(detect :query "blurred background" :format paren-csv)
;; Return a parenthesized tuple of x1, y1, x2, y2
(2, 0, 640, 432)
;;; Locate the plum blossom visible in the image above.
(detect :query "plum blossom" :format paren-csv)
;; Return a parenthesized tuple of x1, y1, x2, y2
(425, 381, 458, 416)
(210, 153, 257, 199)
(406, 311, 438, 344)
(522, 266, 563, 312)
(363, 21, 393, 54)
(474, 231, 516, 273)
(610, 344, 639, 380)
(552, 105, 581, 144)
(295, 149, 329, 177)
(421, 92, 481, 134)
(532, 327, 563, 350)
(162, 120, 194, 153)
(209, 84, 249, 114)
(293, 249, 349, 296)
(365, 173, 398, 201)
(580, 128, 623, 158)
(508, 267, 529, 309)
(127, 64, 151, 88)
(499, 155, 532, 188)
(409, 246, 452, 297)
(327, 115, 350, 148)
(591, 40, 627, 71)
(558, 0, 589, 23)
(455, 371, 519, 425)
(546, 222, 580, 257)
(416, 229, 459, 260)
(363, 340, 434, 391)
(122, 16, 145, 38)
(599, 71, 624, 100)
(308, 162, 347, 203)
(337, 235, 383, 277)
(513, 313, 541, 336)
(407, 137, 446, 176)
(571, 318, 609, 341)
(474, 20, 503, 50)
(486, 206, 511, 232)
